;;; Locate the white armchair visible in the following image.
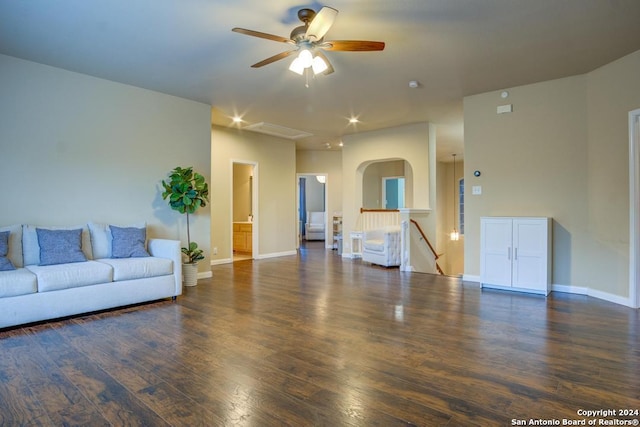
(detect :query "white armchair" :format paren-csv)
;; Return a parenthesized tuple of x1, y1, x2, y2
(362, 226, 402, 267)
(305, 211, 326, 240)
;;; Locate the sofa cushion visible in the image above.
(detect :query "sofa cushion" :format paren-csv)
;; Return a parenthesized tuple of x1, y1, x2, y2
(36, 228, 87, 266)
(88, 222, 146, 259)
(0, 231, 16, 271)
(26, 261, 113, 292)
(23, 224, 92, 266)
(96, 257, 172, 281)
(110, 225, 150, 258)
(0, 224, 23, 268)
(0, 268, 37, 297)
(363, 239, 385, 253)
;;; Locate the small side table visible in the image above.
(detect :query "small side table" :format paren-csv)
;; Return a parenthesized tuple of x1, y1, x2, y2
(350, 231, 363, 258)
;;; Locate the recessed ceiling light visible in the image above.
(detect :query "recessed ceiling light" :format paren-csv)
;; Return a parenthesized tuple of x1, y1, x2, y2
(232, 116, 243, 123)
(349, 117, 359, 124)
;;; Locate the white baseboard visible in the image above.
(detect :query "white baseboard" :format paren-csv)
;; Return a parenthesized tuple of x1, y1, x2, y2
(588, 288, 632, 307)
(197, 271, 212, 279)
(256, 250, 297, 260)
(552, 284, 633, 307)
(462, 276, 632, 306)
(210, 251, 299, 264)
(462, 274, 480, 283)
(551, 284, 588, 295)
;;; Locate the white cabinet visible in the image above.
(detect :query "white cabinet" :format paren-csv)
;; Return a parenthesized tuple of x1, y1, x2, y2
(480, 217, 551, 295)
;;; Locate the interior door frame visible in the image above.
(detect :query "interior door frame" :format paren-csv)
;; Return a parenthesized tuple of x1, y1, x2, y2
(296, 173, 329, 248)
(629, 108, 640, 308)
(231, 160, 258, 260)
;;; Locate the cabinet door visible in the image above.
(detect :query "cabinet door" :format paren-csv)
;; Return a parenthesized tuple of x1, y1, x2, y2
(480, 218, 513, 287)
(233, 232, 245, 251)
(245, 231, 252, 252)
(512, 219, 548, 290)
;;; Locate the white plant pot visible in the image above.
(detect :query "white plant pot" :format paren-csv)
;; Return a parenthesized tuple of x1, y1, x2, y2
(182, 262, 198, 287)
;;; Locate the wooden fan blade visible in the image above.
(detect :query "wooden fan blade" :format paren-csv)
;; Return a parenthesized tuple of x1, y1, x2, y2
(315, 51, 334, 75)
(322, 40, 385, 51)
(251, 50, 297, 68)
(306, 6, 338, 41)
(232, 27, 293, 44)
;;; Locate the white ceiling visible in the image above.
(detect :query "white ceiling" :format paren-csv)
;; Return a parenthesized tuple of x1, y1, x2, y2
(1, 0, 639, 161)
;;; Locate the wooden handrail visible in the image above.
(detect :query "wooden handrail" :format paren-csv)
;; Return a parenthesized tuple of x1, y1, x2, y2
(360, 208, 400, 213)
(409, 219, 445, 275)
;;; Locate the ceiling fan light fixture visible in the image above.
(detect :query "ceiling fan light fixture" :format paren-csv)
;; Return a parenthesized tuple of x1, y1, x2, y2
(311, 55, 328, 74)
(289, 57, 305, 75)
(298, 49, 313, 68)
(234, 6, 385, 80)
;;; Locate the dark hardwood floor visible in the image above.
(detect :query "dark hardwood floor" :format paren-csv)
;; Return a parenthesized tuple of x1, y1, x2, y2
(1, 242, 639, 426)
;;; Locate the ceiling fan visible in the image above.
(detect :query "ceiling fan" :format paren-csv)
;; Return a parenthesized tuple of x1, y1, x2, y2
(232, 6, 385, 77)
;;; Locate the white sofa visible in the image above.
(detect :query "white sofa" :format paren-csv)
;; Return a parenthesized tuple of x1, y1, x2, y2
(362, 225, 402, 267)
(305, 211, 326, 240)
(0, 223, 182, 329)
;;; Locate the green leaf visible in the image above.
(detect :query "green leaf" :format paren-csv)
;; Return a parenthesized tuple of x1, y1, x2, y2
(162, 166, 209, 255)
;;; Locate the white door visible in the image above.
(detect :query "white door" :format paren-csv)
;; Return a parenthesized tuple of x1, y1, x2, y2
(481, 218, 513, 287)
(512, 219, 548, 290)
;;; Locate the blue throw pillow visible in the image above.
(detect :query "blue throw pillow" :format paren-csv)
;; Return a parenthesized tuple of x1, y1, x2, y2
(0, 230, 16, 271)
(110, 225, 150, 258)
(36, 228, 87, 266)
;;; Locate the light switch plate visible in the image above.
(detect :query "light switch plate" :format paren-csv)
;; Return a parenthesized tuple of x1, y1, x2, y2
(497, 104, 513, 114)
(472, 185, 482, 195)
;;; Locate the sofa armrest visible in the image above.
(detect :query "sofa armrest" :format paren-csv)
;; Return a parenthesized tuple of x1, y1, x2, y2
(148, 239, 182, 296)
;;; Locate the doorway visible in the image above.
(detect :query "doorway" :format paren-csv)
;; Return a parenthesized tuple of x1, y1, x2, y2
(232, 161, 257, 261)
(297, 174, 328, 247)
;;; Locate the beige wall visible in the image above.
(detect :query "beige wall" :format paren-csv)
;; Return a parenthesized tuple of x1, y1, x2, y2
(0, 54, 213, 273)
(341, 122, 433, 255)
(464, 49, 640, 301)
(586, 50, 640, 295)
(211, 126, 297, 262)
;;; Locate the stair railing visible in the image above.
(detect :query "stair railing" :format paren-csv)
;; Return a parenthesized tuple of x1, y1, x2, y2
(409, 219, 445, 275)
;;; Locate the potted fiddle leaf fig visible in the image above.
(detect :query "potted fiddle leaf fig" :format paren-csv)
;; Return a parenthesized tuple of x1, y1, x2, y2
(162, 166, 209, 287)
